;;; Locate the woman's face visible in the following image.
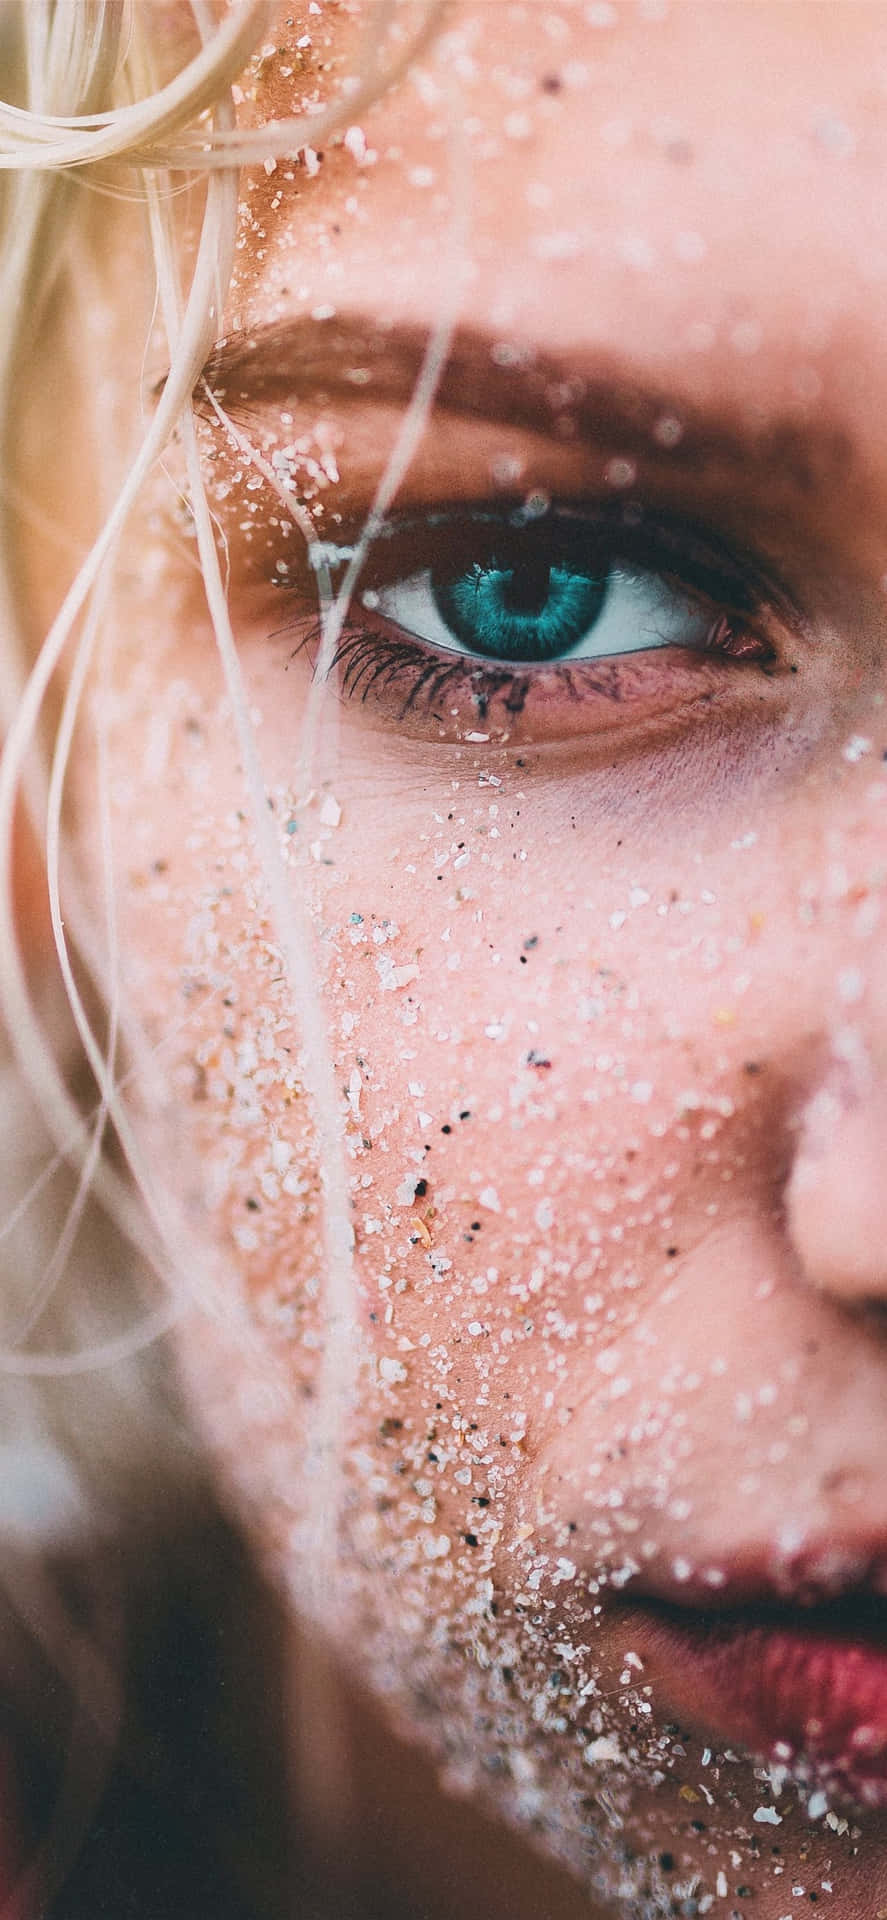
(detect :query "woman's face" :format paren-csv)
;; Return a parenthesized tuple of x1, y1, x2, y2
(67, 2, 887, 1912)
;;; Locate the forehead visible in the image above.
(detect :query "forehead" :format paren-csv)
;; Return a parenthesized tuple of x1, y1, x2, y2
(240, 1, 887, 346)
(219, 2, 887, 569)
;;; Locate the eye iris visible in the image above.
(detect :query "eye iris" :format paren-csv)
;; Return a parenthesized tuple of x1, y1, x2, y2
(432, 558, 608, 662)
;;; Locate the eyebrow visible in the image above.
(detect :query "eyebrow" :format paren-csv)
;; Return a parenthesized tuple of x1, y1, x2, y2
(200, 314, 856, 506)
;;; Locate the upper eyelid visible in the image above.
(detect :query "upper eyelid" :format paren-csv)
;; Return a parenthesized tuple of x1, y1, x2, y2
(206, 394, 832, 628)
(315, 500, 797, 630)
(199, 315, 860, 523)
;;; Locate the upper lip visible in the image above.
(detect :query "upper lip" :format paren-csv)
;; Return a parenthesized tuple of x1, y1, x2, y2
(620, 1537, 887, 1614)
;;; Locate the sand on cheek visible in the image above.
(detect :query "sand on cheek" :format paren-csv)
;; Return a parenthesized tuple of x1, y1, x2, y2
(159, 828, 887, 1912)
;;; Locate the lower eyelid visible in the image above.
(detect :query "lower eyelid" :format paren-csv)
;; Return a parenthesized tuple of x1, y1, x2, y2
(325, 616, 791, 751)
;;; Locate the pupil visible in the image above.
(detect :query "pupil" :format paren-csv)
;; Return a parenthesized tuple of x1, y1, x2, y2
(501, 558, 551, 617)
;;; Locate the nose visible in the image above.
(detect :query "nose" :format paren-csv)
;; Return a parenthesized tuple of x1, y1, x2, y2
(786, 1028, 887, 1305)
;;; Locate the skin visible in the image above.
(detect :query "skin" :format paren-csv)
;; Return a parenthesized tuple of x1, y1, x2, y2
(38, 1, 887, 1913)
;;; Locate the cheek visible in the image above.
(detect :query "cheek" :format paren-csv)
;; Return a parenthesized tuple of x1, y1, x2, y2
(93, 624, 788, 1490)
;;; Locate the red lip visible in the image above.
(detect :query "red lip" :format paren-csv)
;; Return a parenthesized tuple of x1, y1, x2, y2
(613, 1542, 887, 1808)
(642, 1597, 887, 1808)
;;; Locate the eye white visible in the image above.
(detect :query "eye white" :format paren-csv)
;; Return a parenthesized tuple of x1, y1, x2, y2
(365, 565, 715, 661)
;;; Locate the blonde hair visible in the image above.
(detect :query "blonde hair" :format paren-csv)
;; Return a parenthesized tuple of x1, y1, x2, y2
(0, 1, 455, 1906)
(0, 0, 446, 1342)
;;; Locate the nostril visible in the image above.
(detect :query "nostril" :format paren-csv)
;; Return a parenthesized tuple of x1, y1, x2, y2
(818, 1466, 869, 1504)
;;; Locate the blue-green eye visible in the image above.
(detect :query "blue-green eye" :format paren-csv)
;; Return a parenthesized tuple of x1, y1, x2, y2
(366, 548, 718, 666)
(433, 558, 607, 662)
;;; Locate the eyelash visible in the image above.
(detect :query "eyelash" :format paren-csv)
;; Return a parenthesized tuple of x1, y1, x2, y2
(337, 624, 545, 720)
(328, 614, 764, 723)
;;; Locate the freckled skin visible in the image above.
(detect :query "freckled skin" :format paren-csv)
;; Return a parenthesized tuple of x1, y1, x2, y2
(54, 2, 887, 1914)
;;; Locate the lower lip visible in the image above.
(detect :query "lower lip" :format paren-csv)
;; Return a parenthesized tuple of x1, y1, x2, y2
(644, 1604, 887, 1807)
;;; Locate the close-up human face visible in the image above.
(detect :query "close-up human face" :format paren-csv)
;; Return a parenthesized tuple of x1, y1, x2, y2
(36, 2, 887, 1914)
